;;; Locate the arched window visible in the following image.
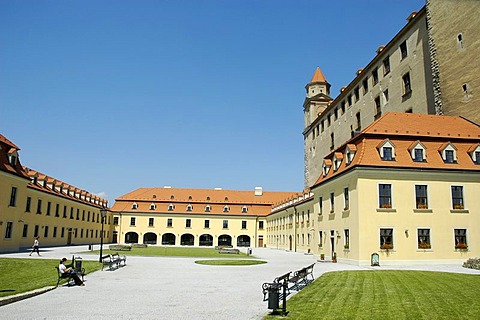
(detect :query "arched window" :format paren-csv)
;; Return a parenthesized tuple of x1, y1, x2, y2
(186, 204, 193, 212)
(168, 204, 174, 211)
(205, 205, 211, 212)
(223, 205, 230, 213)
(241, 206, 248, 213)
(149, 203, 156, 210)
(132, 203, 138, 210)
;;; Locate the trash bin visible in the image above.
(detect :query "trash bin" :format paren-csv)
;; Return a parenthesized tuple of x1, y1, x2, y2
(267, 285, 280, 310)
(74, 256, 83, 272)
(247, 248, 252, 255)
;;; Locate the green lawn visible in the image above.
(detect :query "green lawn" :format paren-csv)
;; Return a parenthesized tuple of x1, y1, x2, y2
(91, 246, 251, 258)
(0, 258, 102, 298)
(264, 270, 480, 320)
(195, 259, 267, 266)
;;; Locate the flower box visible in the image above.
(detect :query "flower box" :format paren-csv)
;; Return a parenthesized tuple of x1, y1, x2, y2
(453, 204, 464, 210)
(380, 244, 393, 250)
(417, 204, 428, 209)
(456, 243, 468, 250)
(380, 203, 392, 209)
(418, 242, 431, 249)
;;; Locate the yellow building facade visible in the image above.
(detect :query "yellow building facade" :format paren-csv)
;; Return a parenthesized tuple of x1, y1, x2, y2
(268, 113, 480, 265)
(0, 134, 111, 253)
(110, 187, 297, 248)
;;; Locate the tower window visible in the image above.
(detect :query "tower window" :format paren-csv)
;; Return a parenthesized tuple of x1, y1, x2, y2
(400, 40, 408, 59)
(402, 73, 411, 95)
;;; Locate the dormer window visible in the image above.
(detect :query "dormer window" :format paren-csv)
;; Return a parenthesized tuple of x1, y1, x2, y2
(224, 197, 228, 201)
(468, 144, 480, 164)
(223, 205, 230, 213)
(168, 204, 174, 211)
(439, 142, 457, 164)
(322, 159, 332, 176)
(188, 196, 192, 200)
(8, 149, 18, 166)
(149, 203, 156, 210)
(186, 204, 193, 212)
(170, 195, 174, 200)
(132, 203, 138, 210)
(409, 141, 427, 162)
(378, 139, 395, 161)
(241, 206, 248, 213)
(333, 153, 343, 171)
(345, 144, 357, 165)
(205, 205, 211, 212)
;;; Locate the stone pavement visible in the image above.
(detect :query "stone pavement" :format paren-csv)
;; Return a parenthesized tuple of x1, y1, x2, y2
(0, 246, 479, 320)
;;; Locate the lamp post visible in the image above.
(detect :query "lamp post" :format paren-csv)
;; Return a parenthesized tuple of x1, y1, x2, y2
(99, 208, 107, 262)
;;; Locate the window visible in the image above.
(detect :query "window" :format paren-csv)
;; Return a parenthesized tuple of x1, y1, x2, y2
(241, 206, 248, 213)
(414, 148, 424, 162)
(55, 204, 59, 217)
(167, 218, 173, 227)
(451, 186, 464, 209)
(475, 151, 480, 165)
(186, 219, 191, 228)
(379, 184, 392, 208)
(383, 89, 389, 103)
(76, 208, 80, 220)
(205, 205, 211, 212)
(343, 187, 349, 210)
(347, 94, 352, 106)
(457, 33, 464, 49)
(415, 185, 428, 209)
(22, 224, 28, 238)
(400, 40, 408, 59)
(445, 150, 455, 163)
(168, 204, 174, 211)
(36, 199, 42, 214)
(259, 221, 264, 230)
(354, 87, 360, 102)
(330, 192, 335, 213)
(44, 226, 49, 238)
(402, 73, 411, 95)
(204, 220, 210, 228)
(355, 112, 361, 131)
(149, 218, 154, 227)
(374, 96, 381, 118)
(319, 197, 323, 215)
(223, 205, 229, 213)
(113, 217, 119, 225)
(186, 204, 192, 212)
(34, 225, 39, 237)
(63, 206, 67, 218)
(5, 221, 13, 239)
(25, 197, 31, 212)
(344, 229, 350, 249)
(454, 229, 467, 249)
(46, 201, 51, 216)
(223, 220, 228, 229)
(330, 133, 334, 151)
(334, 108, 338, 120)
(372, 68, 379, 85)
(61, 227, 65, 238)
(132, 203, 138, 209)
(327, 114, 331, 127)
(9, 186, 17, 207)
(319, 231, 323, 247)
(82, 210, 85, 221)
(53, 226, 57, 238)
(242, 221, 247, 229)
(383, 56, 390, 75)
(380, 228, 393, 249)
(362, 78, 368, 95)
(341, 101, 346, 114)
(149, 203, 156, 210)
(130, 217, 136, 226)
(382, 147, 393, 161)
(418, 229, 431, 249)
(70, 207, 74, 219)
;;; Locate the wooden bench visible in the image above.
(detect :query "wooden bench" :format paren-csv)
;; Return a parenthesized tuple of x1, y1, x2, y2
(102, 253, 127, 270)
(288, 263, 315, 291)
(55, 266, 85, 287)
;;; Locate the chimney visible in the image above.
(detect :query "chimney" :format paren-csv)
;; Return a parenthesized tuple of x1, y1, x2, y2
(254, 187, 263, 196)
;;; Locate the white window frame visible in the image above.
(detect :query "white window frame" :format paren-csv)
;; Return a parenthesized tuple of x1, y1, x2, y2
(149, 203, 156, 210)
(378, 182, 394, 209)
(132, 203, 138, 210)
(440, 143, 457, 163)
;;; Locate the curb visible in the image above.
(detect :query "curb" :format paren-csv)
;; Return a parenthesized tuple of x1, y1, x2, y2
(0, 286, 56, 307)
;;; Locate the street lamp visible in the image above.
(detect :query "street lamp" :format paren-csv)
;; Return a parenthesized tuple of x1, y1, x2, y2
(99, 207, 107, 262)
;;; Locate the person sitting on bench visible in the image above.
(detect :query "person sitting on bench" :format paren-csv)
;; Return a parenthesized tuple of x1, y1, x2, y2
(59, 258, 84, 286)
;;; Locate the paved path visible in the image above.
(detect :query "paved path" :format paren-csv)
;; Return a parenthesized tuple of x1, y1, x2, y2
(0, 246, 479, 319)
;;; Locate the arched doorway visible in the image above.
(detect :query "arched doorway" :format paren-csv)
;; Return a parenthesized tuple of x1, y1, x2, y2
(181, 233, 194, 246)
(125, 232, 139, 244)
(162, 233, 176, 245)
(199, 234, 213, 246)
(237, 235, 250, 247)
(143, 232, 157, 245)
(218, 234, 232, 247)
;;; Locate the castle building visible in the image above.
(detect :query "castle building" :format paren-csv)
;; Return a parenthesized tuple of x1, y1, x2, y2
(0, 134, 111, 252)
(268, 113, 480, 265)
(110, 187, 297, 247)
(304, 1, 480, 188)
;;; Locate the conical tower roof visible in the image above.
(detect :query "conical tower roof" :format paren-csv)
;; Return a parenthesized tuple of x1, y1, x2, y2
(310, 67, 327, 83)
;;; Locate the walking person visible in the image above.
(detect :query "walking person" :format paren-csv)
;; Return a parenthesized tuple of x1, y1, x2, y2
(29, 236, 41, 256)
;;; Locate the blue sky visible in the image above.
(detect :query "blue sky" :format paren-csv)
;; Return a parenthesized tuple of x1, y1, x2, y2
(0, 0, 425, 204)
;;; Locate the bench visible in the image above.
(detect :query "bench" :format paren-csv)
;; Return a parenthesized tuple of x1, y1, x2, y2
(101, 253, 127, 270)
(219, 248, 240, 254)
(288, 263, 315, 291)
(55, 266, 85, 287)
